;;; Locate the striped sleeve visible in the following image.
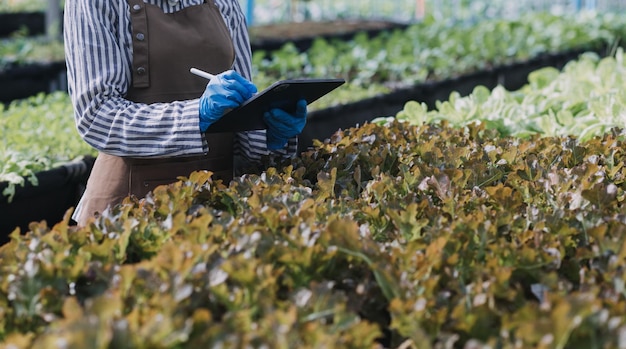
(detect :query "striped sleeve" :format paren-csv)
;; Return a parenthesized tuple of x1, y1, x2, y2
(64, 0, 207, 158)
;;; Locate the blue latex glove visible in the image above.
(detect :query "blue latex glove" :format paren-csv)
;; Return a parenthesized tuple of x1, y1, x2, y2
(263, 99, 308, 150)
(199, 70, 257, 132)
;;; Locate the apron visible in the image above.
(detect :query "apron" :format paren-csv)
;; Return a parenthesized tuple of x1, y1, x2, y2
(75, 0, 235, 225)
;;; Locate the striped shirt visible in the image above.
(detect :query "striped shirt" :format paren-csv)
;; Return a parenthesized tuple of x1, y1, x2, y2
(63, 0, 296, 175)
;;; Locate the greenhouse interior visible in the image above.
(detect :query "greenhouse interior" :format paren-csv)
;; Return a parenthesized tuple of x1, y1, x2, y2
(2, 0, 626, 347)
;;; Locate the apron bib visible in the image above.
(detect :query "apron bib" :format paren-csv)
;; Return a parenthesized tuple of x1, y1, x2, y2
(76, 0, 235, 225)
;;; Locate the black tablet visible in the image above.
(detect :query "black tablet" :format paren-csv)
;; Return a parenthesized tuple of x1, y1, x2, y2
(205, 78, 345, 133)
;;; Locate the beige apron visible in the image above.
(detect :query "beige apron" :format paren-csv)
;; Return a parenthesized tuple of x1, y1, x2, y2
(75, 0, 235, 225)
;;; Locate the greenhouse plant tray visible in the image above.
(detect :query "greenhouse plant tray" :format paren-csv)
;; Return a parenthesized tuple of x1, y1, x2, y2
(0, 61, 66, 103)
(496, 48, 605, 91)
(495, 53, 556, 91)
(0, 156, 95, 243)
(0, 12, 45, 37)
(250, 19, 411, 52)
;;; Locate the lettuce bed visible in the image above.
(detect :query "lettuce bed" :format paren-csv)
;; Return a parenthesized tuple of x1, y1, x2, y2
(0, 120, 625, 347)
(252, 12, 626, 110)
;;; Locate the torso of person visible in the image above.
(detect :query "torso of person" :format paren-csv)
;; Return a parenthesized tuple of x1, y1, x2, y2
(75, 0, 236, 225)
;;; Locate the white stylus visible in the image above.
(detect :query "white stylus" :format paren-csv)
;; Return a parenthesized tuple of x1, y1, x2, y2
(190, 67, 215, 80)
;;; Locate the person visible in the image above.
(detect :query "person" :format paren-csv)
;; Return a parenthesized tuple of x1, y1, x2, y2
(64, 0, 307, 226)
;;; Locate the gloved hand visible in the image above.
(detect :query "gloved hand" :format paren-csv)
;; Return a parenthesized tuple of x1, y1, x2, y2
(199, 70, 257, 132)
(263, 99, 308, 150)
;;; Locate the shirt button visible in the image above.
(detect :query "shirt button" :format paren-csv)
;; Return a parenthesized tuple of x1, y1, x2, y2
(136, 67, 146, 75)
(136, 33, 145, 41)
(132, 4, 141, 12)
